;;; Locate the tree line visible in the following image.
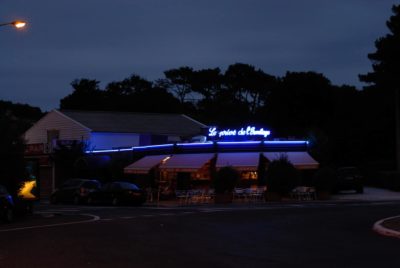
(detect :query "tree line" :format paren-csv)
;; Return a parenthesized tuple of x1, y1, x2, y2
(59, 63, 393, 168)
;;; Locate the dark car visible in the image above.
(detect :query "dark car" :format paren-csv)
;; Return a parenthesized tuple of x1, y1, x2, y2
(50, 179, 101, 204)
(335, 167, 364, 194)
(87, 181, 146, 206)
(0, 184, 15, 222)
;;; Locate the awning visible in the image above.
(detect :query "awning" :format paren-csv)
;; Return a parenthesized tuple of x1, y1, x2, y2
(263, 152, 319, 170)
(159, 153, 215, 172)
(216, 152, 261, 171)
(124, 155, 171, 174)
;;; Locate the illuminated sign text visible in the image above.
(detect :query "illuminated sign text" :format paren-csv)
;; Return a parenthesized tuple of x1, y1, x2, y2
(208, 126, 271, 139)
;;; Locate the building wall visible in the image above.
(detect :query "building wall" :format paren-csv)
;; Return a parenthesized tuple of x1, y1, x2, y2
(24, 110, 90, 144)
(89, 132, 141, 150)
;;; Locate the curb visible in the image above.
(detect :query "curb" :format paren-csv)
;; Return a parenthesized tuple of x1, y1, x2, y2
(373, 215, 400, 239)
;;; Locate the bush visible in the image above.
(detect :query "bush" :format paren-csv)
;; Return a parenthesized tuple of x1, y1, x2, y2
(214, 166, 240, 194)
(266, 155, 298, 195)
(313, 166, 336, 193)
(380, 171, 400, 191)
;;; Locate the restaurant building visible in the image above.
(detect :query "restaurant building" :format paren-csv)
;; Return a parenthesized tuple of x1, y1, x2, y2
(23, 110, 207, 199)
(90, 126, 319, 195)
(23, 110, 318, 200)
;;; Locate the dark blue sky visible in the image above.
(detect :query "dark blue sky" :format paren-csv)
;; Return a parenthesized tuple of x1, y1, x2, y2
(0, 0, 395, 111)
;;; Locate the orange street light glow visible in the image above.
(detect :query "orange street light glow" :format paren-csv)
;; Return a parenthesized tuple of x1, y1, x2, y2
(13, 21, 27, 28)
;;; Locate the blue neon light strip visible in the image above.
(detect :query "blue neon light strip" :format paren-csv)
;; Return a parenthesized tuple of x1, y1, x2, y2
(133, 144, 174, 150)
(217, 141, 262, 145)
(264, 141, 308, 145)
(85, 140, 308, 154)
(177, 142, 213, 146)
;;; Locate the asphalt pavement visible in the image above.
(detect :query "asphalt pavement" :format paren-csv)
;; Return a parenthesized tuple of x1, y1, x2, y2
(334, 187, 400, 239)
(2, 198, 400, 267)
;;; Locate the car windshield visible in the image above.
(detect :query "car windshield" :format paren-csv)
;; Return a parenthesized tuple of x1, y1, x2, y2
(82, 181, 100, 189)
(116, 182, 140, 190)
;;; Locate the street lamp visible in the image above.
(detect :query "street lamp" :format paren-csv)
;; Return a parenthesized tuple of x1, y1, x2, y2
(0, 20, 27, 29)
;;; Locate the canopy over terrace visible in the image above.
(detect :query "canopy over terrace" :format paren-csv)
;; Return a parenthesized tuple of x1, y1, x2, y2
(263, 152, 319, 170)
(159, 153, 215, 172)
(216, 152, 262, 171)
(124, 155, 171, 174)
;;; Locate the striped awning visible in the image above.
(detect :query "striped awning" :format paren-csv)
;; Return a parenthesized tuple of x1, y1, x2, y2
(124, 155, 171, 174)
(263, 152, 319, 170)
(216, 152, 261, 171)
(159, 153, 215, 172)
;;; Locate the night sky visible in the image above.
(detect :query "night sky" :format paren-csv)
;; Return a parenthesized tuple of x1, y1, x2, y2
(0, 0, 396, 111)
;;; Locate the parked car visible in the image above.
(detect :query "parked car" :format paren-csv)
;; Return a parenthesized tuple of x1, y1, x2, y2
(0, 184, 15, 222)
(50, 179, 101, 204)
(335, 167, 364, 194)
(87, 181, 146, 206)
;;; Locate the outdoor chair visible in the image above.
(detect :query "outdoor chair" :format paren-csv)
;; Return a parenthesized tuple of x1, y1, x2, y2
(175, 190, 189, 205)
(291, 186, 316, 201)
(233, 188, 246, 202)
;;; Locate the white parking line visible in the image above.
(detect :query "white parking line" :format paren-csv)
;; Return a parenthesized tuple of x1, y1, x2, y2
(0, 214, 100, 233)
(41, 209, 80, 212)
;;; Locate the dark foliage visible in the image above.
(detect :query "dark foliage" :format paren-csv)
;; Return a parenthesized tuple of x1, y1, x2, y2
(214, 166, 240, 194)
(0, 102, 43, 192)
(359, 4, 400, 88)
(313, 166, 336, 193)
(266, 155, 298, 195)
(359, 4, 400, 170)
(53, 141, 86, 181)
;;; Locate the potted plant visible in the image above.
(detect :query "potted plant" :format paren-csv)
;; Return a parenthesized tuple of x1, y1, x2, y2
(214, 166, 239, 204)
(265, 155, 298, 201)
(313, 166, 336, 200)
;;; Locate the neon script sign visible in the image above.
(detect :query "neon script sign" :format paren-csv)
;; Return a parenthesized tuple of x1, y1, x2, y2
(208, 126, 271, 138)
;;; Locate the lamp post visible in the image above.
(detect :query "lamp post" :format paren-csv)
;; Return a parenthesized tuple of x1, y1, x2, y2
(0, 20, 27, 29)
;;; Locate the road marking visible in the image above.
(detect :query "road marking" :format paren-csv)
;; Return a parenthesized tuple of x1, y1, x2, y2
(0, 214, 100, 233)
(35, 212, 55, 218)
(143, 206, 172, 209)
(120, 216, 135, 219)
(373, 215, 400, 239)
(159, 213, 176, 216)
(41, 209, 80, 212)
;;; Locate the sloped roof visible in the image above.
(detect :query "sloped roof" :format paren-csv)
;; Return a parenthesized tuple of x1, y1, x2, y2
(59, 110, 207, 136)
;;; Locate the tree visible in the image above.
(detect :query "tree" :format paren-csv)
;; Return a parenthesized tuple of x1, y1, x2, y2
(0, 113, 26, 194)
(53, 141, 86, 182)
(60, 79, 105, 110)
(161, 67, 194, 103)
(265, 155, 298, 195)
(359, 4, 400, 170)
(224, 63, 277, 114)
(105, 74, 153, 111)
(191, 68, 223, 100)
(106, 74, 152, 96)
(0, 102, 42, 194)
(260, 71, 334, 137)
